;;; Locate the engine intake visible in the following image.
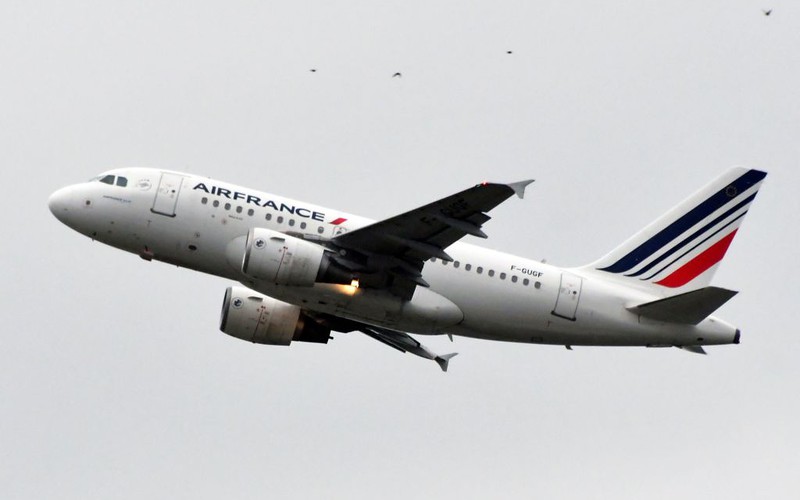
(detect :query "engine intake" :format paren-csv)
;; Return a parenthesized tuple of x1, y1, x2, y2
(220, 286, 330, 345)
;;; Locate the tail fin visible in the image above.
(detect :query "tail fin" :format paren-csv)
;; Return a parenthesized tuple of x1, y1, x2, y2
(583, 167, 766, 292)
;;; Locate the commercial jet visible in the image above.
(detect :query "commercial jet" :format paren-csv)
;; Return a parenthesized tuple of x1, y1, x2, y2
(48, 167, 766, 371)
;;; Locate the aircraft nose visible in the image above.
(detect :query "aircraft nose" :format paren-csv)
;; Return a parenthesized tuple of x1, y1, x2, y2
(48, 186, 73, 223)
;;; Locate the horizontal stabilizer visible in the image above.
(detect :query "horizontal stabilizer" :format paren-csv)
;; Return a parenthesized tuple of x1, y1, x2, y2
(628, 286, 738, 325)
(677, 345, 707, 355)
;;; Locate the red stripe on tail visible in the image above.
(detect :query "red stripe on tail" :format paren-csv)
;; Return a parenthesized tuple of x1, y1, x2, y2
(655, 230, 738, 288)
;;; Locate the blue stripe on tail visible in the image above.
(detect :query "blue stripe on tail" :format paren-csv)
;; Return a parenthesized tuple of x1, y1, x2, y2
(599, 169, 766, 274)
(641, 212, 747, 281)
(625, 193, 756, 278)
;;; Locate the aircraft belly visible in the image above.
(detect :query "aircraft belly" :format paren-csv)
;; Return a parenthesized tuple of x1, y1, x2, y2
(425, 262, 715, 347)
(425, 274, 552, 342)
(146, 220, 727, 348)
(251, 283, 463, 335)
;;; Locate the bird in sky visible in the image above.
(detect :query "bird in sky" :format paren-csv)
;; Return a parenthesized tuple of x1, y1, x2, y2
(392, 72, 402, 78)
(310, 68, 317, 72)
(763, 9, 772, 16)
(507, 50, 513, 54)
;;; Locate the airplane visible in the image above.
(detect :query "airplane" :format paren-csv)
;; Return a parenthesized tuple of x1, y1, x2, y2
(48, 166, 767, 371)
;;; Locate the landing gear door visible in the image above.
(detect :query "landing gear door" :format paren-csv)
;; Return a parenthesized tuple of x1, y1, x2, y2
(552, 272, 583, 321)
(152, 172, 184, 217)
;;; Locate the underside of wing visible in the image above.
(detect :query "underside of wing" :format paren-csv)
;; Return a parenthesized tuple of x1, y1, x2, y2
(303, 312, 458, 371)
(328, 179, 533, 298)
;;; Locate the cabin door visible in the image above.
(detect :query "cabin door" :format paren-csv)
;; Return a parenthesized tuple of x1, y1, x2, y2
(151, 172, 184, 217)
(552, 272, 583, 321)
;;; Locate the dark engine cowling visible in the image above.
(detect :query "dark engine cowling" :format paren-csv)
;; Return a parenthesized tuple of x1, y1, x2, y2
(219, 286, 330, 345)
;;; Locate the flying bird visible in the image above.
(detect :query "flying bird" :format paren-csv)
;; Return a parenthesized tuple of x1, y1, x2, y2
(763, 9, 772, 16)
(310, 68, 317, 72)
(507, 50, 513, 54)
(392, 72, 402, 78)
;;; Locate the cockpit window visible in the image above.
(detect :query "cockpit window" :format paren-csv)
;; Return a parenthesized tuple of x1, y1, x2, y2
(90, 174, 127, 187)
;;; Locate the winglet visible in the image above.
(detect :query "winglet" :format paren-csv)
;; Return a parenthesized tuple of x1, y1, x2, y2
(435, 353, 458, 372)
(507, 179, 535, 199)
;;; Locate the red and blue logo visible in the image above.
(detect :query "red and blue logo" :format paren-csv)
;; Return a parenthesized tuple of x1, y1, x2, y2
(598, 169, 766, 288)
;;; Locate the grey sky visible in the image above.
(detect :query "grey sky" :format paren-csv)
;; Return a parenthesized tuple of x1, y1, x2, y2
(2, 1, 799, 498)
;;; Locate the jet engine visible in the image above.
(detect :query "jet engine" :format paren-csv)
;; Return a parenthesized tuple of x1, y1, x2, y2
(220, 286, 330, 345)
(241, 227, 326, 286)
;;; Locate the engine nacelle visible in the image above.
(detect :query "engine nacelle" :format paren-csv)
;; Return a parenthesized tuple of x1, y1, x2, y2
(219, 286, 330, 345)
(242, 227, 325, 286)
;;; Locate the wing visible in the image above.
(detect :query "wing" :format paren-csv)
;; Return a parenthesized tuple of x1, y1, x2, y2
(359, 325, 458, 372)
(329, 179, 533, 298)
(304, 311, 457, 371)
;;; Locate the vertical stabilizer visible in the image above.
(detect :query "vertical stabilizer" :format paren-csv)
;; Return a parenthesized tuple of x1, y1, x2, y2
(582, 167, 766, 292)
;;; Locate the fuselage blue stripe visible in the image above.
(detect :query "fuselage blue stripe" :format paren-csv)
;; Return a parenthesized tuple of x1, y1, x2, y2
(625, 193, 756, 277)
(599, 169, 766, 274)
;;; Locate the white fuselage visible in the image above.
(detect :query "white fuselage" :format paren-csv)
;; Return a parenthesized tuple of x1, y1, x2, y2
(48, 168, 739, 348)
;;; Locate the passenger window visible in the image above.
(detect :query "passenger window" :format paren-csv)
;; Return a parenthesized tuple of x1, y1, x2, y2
(488, 270, 495, 277)
(477, 267, 483, 274)
(300, 222, 307, 229)
(500, 273, 507, 280)
(317, 226, 324, 234)
(511, 275, 518, 283)
(534, 281, 542, 289)
(213, 200, 220, 208)
(266, 213, 272, 221)
(453, 261, 460, 269)
(201, 197, 208, 204)
(465, 264, 472, 271)
(289, 219, 295, 227)
(224, 203, 231, 210)
(247, 208, 254, 216)
(277, 216, 284, 224)
(523, 278, 530, 286)
(116, 177, 128, 187)
(99, 175, 115, 185)
(236, 206, 243, 214)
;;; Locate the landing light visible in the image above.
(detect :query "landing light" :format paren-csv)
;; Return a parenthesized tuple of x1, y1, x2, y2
(350, 278, 360, 288)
